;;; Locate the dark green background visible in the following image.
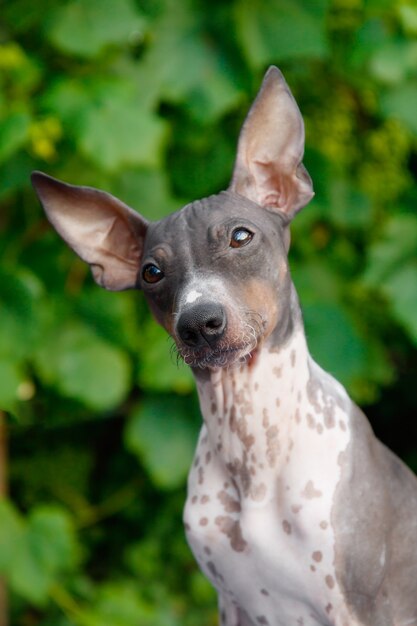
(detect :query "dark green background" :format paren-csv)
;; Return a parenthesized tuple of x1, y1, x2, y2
(0, 0, 416, 624)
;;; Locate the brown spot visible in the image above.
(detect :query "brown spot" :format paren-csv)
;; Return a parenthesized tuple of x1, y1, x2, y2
(218, 417, 223, 426)
(310, 565, 316, 572)
(229, 406, 237, 432)
(282, 520, 292, 535)
(215, 515, 247, 552)
(194, 455, 200, 468)
(204, 546, 211, 555)
(291, 504, 302, 514)
(273, 366, 282, 378)
(320, 520, 328, 530)
(325, 574, 335, 589)
(312, 551, 322, 562)
(257, 617, 269, 625)
(210, 402, 217, 415)
(339, 420, 346, 432)
(307, 378, 323, 414)
(316, 423, 324, 435)
(260, 588, 269, 596)
(205, 451, 211, 464)
(199, 517, 208, 526)
(251, 482, 267, 501)
(230, 409, 255, 451)
(307, 413, 316, 429)
(324, 401, 336, 428)
(266, 425, 280, 467)
(254, 382, 259, 391)
(324, 413, 335, 429)
(218, 490, 241, 513)
(262, 408, 270, 428)
(294, 408, 301, 424)
(184, 522, 190, 531)
(191, 495, 198, 504)
(198, 467, 204, 485)
(206, 561, 224, 582)
(302, 480, 322, 499)
(275, 397, 281, 407)
(201, 495, 210, 504)
(217, 442, 223, 452)
(326, 603, 333, 614)
(290, 350, 296, 367)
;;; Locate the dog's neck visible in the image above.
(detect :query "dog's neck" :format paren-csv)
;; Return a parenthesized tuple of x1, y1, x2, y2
(194, 305, 313, 500)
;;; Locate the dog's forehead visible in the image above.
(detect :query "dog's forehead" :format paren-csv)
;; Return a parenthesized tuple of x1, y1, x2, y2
(143, 191, 284, 252)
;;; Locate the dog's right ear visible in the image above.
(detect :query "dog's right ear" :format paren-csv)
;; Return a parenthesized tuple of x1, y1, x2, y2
(31, 172, 148, 291)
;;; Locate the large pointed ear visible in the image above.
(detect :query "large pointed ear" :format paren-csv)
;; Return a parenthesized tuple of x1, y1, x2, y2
(31, 171, 148, 291)
(229, 66, 314, 221)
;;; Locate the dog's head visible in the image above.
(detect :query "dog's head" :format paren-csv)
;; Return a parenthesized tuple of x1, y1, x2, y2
(32, 67, 313, 370)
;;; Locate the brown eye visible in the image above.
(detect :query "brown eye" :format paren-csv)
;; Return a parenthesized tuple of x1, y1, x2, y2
(230, 228, 253, 248)
(142, 263, 164, 284)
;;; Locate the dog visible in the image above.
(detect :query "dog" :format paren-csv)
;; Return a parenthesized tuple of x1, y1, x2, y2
(32, 66, 417, 626)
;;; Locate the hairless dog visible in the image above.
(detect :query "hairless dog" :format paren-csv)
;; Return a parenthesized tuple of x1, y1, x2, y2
(32, 67, 417, 626)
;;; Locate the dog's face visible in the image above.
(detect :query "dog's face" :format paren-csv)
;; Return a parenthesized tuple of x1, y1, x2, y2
(139, 191, 291, 368)
(32, 67, 313, 370)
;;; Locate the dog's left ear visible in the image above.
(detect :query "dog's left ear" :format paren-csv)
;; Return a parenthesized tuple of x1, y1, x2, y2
(229, 66, 314, 221)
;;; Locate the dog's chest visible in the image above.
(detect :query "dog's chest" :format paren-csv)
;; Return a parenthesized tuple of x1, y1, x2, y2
(184, 335, 353, 625)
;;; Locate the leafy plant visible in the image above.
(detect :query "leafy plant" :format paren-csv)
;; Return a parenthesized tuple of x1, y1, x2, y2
(0, 0, 416, 624)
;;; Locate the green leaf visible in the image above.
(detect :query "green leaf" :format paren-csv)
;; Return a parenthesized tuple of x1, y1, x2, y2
(364, 215, 417, 285)
(10, 506, 78, 606)
(0, 360, 24, 411)
(112, 168, 179, 220)
(0, 110, 30, 164)
(136, 0, 242, 121)
(303, 302, 366, 388)
(0, 266, 43, 361)
(370, 40, 417, 84)
(382, 263, 417, 344)
(126, 395, 199, 489)
(79, 99, 167, 172)
(47, 0, 147, 58)
(0, 499, 25, 573)
(34, 322, 132, 410)
(381, 82, 417, 133)
(235, 0, 329, 67)
(138, 320, 194, 395)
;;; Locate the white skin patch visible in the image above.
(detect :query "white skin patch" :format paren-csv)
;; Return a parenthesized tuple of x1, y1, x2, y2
(185, 289, 203, 304)
(185, 329, 354, 626)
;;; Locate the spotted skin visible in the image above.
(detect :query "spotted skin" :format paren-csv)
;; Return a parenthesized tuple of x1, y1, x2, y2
(32, 66, 417, 626)
(185, 329, 355, 625)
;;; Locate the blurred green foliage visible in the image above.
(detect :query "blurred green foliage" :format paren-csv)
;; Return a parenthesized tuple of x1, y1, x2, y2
(0, 0, 416, 623)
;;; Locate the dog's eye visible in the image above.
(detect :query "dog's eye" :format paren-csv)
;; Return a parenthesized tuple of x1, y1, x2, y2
(230, 228, 253, 248)
(142, 263, 164, 284)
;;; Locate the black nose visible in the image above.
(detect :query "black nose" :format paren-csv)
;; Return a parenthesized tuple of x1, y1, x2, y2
(176, 303, 226, 348)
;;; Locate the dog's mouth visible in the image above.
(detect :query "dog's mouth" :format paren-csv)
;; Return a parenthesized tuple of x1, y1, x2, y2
(178, 342, 259, 370)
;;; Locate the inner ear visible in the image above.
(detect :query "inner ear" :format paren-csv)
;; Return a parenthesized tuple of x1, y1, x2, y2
(229, 66, 314, 221)
(31, 171, 148, 291)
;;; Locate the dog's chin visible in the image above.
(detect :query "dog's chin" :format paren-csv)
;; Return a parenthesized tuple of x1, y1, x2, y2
(180, 343, 258, 370)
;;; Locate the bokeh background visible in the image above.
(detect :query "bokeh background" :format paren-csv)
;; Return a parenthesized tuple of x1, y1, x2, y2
(0, 0, 417, 624)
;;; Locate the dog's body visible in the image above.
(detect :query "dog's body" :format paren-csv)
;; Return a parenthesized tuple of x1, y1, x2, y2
(32, 67, 417, 625)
